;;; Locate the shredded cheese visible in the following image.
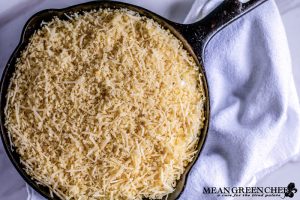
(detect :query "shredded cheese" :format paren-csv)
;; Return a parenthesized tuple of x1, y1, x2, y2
(5, 9, 206, 200)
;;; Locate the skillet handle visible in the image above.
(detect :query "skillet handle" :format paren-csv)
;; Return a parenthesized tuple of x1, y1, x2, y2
(174, 0, 268, 60)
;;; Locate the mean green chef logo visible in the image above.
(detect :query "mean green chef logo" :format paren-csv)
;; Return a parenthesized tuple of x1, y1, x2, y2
(202, 182, 297, 198)
(284, 183, 297, 198)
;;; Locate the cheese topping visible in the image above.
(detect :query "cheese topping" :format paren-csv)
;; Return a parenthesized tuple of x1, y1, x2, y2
(5, 9, 205, 200)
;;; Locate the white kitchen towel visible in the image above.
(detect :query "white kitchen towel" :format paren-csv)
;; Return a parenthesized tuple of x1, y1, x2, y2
(180, 0, 300, 200)
(1, 0, 300, 200)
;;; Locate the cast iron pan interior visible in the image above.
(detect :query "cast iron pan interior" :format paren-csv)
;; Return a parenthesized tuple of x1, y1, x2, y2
(0, 0, 267, 199)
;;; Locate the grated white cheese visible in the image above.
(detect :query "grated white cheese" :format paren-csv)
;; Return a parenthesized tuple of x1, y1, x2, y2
(5, 9, 206, 200)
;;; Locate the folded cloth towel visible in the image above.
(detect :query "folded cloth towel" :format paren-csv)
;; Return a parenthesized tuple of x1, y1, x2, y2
(0, 0, 299, 200)
(179, 0, 300, 199)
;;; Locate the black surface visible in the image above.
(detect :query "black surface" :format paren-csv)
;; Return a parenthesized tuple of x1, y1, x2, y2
(0, 0, 267, 199)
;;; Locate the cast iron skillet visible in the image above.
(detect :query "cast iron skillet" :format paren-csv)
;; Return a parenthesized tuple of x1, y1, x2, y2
(0, 0, 267, 199)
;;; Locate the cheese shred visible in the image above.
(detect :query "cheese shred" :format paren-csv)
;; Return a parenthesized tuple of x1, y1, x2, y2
(5, 9, 205, 200)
